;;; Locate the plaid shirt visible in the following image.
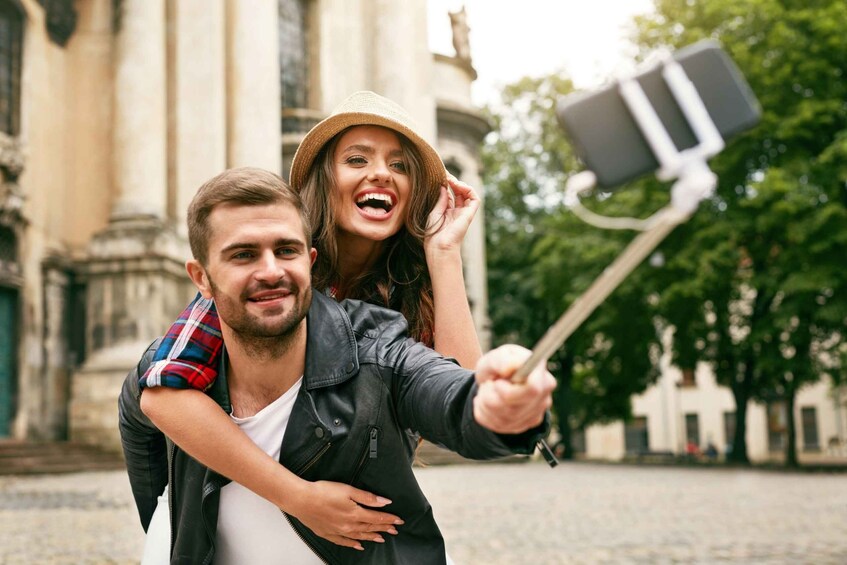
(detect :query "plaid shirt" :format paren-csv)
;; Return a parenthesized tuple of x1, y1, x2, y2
(139, 294, 223, 391)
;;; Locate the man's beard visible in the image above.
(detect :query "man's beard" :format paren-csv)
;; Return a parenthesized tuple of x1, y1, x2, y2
(209, 278, 312, 360)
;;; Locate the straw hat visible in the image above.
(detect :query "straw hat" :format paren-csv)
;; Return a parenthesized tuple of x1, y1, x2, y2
(289, 91, 447, 192)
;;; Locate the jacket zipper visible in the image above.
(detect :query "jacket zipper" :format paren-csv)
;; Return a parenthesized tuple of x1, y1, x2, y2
(169, 441, 218, 565)
(281, 440, 333, 564)
(200, 482, 219, 565)
(283, 511, 329, 564)
(297, 441, 332, 476)
(351, 427, 379, 485)
(369, 427, 378, 459)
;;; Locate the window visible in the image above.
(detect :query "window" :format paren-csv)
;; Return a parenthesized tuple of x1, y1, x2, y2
(570, 427, 586, 454)
(279, 0, 308, 112)
(0, 1, 23, 136)
(680, 368, 696, 387)
(445, 161, 463, 180)
(624, 416, 649, 453)
(685, 413, 700, 447)
(801, 407, 819, 451)
(0, 224, 16, 264)
(0, 286, 19, 436)
(767, 402, 786, 452)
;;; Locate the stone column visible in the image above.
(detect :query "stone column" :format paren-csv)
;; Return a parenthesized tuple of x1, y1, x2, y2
(226, 0, 281, 171)
(433, 54, 492, 351)
(371, 0, 436, 141)
(39, 259, 73, 440)
(111, 0, 168, 221)
(316, 0, 367, 109)
(170, 0, 226, 235)
(70, 0, 194, 450)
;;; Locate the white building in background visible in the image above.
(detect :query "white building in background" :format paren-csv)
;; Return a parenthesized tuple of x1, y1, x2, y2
(0, 0, 491, 450)
(585, 347, 847, 463)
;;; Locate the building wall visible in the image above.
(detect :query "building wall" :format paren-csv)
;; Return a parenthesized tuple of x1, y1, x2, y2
(13, 0, 76, 440)
(585, 336, 847, 463)
(3, 0, 491, 449)
(433, 55, 491, 350)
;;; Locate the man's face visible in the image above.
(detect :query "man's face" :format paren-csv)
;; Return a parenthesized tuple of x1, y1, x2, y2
(188, 202, 316, 341)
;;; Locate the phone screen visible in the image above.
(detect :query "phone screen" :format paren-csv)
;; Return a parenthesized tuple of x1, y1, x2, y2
(556, 40, 761, 189)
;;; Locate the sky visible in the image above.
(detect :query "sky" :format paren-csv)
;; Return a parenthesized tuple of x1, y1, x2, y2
(427, 0, 655, 105)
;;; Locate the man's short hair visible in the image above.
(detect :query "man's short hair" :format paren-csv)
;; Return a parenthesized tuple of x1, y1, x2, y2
(187, 167, 312, 265)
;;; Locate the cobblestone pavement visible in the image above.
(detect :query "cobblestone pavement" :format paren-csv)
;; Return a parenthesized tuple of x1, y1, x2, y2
(1, 462, 845, 564)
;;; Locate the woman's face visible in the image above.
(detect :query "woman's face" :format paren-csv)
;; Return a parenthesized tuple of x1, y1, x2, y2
(331, 125, 412, 248)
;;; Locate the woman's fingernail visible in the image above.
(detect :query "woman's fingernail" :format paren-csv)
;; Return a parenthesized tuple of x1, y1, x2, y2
(374, 536, 385, 543)
(376, 496, 392, 505)
(388, 527, 398, 535)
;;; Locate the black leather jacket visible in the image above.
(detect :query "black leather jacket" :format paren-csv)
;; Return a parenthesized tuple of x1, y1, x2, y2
(119, 292, 547, 564)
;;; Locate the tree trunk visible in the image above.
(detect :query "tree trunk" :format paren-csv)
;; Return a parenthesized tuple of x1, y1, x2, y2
(727, 358, 754, 464)
(784, 387, 799, 468)
(553, 352, 574, 460)
(729, 383, 750, 464)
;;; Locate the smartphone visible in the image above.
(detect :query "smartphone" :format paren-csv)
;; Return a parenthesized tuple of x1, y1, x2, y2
(556, 40, 761, 189)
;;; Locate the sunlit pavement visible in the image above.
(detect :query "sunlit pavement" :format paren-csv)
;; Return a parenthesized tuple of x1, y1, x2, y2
(1, 461, 845, 564)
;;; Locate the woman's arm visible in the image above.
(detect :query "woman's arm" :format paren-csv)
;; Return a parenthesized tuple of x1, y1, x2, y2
(426, 176, 484, 368)
(140, 387, 402, 550)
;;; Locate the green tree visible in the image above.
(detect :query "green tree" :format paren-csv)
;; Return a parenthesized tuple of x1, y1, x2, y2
(483, 76, 662, 458)
(635, 0, 847, 465)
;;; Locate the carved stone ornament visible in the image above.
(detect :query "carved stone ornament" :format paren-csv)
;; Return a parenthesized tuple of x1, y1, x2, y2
(449, 6, 472, 64)
(0, 131, 25, 179)
(0, 131, 26, 226)
(37, 0, 78, 47)
(0, 179, 25, 227)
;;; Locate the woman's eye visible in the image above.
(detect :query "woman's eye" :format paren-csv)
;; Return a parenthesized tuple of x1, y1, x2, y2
(345, 156, 367, 165)
(391, 161, 408, 173)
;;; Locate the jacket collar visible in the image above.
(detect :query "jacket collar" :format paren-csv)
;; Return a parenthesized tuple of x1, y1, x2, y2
(303, 291, 360, 389)
(209, 290, 359, 408)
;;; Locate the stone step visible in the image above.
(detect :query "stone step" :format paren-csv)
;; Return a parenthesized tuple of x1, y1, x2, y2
(0, 440, 125, 476)
(0, 439, 527, 475)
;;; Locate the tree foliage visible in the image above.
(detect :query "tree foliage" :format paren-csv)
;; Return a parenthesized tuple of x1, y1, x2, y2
(483, 76, 662, 458)
(634, 0, 847, 465)
(483, 0, 846, 466)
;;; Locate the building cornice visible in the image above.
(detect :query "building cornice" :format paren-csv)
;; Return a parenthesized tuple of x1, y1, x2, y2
(433, 53, 478, 81)
(436, 101, 492, 143)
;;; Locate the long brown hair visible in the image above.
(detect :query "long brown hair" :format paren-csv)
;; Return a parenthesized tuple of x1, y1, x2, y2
(298, 127, 441, 345)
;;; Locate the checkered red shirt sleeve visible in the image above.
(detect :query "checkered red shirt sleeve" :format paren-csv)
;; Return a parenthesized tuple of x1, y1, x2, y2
(138, 294, 223, 391)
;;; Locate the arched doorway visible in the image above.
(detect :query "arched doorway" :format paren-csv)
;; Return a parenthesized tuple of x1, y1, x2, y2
(0, 284, 17, 437)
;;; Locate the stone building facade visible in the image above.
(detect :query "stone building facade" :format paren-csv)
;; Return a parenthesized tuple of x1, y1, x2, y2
(583, 332, 847, 464)
(0, 0, 491, 450)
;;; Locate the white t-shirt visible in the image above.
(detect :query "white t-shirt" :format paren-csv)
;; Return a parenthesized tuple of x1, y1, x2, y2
(216, 376, 323, 565)
(141, 377, 323, 565)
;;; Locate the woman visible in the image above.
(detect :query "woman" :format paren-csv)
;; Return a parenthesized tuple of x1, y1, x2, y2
(139, 91, 482, 557)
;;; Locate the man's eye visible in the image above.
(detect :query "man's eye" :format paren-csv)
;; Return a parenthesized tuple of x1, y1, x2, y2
(277, 248, 297, 257)
(232, 251, 253, 260)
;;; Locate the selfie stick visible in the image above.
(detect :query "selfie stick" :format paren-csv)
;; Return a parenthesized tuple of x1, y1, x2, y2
(512, 53, 725, 388)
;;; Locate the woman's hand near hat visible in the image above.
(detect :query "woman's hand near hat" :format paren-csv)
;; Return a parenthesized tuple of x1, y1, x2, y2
(425, 175, 480, 255)
(425, 175, 483, 369)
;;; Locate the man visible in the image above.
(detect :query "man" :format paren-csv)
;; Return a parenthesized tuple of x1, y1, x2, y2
(119, 167, 555, 564)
